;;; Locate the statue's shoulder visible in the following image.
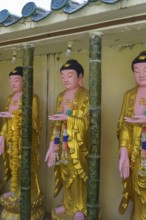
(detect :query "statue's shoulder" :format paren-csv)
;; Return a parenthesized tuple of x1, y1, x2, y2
(81, 87, 88, 93)
(33, 93, 39, 99)
(5, 94, 13, 108)
(32, 94, 40, 104)
(57, 91, 65, 100)
(6, 94, 14, 104)
(58, 90, 65, 96)
(78, 87, 89, 98)
(124, 87, 137, 96)
(7, 94, 13, 100)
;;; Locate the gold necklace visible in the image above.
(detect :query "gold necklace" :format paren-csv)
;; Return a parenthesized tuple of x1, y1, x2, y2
(11, 100, 19, 106)
(139, 98, 146, 115)
(139, 98, 146, 106)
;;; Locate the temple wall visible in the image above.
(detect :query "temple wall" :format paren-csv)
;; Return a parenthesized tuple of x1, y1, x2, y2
(0, 43, 145, 219)
(100, 43, 144, 220)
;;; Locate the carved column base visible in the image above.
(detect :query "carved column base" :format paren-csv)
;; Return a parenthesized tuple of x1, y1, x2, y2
(0, 194, 45, 220)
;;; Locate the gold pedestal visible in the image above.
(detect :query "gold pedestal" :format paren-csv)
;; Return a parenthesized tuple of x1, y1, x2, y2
(0, 194, 45, 220)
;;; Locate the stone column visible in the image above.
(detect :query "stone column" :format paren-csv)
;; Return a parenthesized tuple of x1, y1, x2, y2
(87, 32, 102, 220)
(20, 45, 34, 220)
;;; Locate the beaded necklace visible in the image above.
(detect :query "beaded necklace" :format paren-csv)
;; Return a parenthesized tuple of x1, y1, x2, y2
(54, 100, 73, 165)
(139, 98, 146, 174)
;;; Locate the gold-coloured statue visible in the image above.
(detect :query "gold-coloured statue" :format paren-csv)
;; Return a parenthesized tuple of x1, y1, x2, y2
(117, 51, 146, 219)
(0, 67, 44, 220)
(45, 59, 89, 220)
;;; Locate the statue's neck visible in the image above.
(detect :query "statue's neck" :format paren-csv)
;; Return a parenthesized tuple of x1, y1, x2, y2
(66, 86, 80, 94)
(138, 83, 146, 89)
(13, 91, 22, 98)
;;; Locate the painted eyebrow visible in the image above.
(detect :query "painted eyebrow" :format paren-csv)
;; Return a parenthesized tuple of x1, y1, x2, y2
(10, 76, 21, 79)
(134, 67, 139, 69)
(10, 78, 21, 82)
(61, 72, 74, 76)
(10, 78, 20, 81)
(134, 66, 146, 71)
(133, 67, 140, 71)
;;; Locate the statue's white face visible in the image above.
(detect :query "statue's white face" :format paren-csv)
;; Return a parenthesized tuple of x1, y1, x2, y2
(60, 69, 82, 90)
(9, 75, 23, 93)
(133, 62, 146, 87)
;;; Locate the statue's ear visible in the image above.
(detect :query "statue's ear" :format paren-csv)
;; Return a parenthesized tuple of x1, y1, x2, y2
(79, 74, 83, 87)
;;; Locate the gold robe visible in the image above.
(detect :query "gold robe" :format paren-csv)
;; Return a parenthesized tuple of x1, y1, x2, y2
(51, 87, 89, 217)
(0, 94, 44, 220)
(117, 87, 146, 220)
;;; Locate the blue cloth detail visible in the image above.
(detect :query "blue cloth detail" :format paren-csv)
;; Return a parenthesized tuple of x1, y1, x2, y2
(142, 142, 146, 150)
(54, 137, 60, 144)
(63, 135, 68, 142)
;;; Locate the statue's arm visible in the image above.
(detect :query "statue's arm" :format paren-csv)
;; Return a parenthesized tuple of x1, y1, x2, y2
(32, 94, 40, 134)
(45, 94, 61, 167)
(0, 96, 12, 154)
(117, 92, 131, 179)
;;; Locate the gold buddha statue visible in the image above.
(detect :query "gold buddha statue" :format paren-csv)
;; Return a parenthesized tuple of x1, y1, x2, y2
(0, 67, 44, 220)
(118, 51, 146, 219)
(45, 59, 89, 220)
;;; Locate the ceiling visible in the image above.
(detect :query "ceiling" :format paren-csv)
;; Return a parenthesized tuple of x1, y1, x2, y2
(0, 22, 145, 62)
(0, 2, 146, 61)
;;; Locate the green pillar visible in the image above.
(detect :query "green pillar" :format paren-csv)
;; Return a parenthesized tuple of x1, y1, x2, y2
(87, 33, 102, 219)
(20, 45, 34, 220)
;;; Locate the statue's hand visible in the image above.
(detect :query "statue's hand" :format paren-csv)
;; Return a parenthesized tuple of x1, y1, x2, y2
(48, 114, 68, 121)
(125, 115, 146, 124)
(119, 147, 130, 179)
(0, 112, 12, 118)
(0, 136, 5, 155)
(45, 141, 56, 167)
